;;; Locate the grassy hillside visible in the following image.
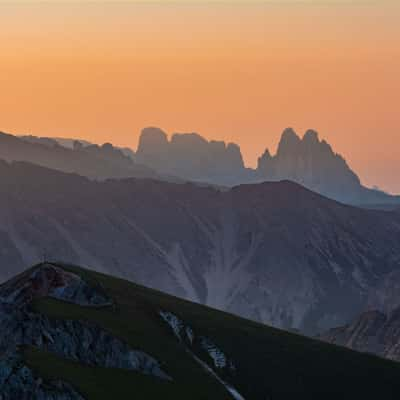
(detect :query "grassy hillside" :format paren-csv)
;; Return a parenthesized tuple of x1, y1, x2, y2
(23, 263, 400, 399)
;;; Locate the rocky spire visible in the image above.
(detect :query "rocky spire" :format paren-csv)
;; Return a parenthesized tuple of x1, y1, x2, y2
(277, 128, 301, 156)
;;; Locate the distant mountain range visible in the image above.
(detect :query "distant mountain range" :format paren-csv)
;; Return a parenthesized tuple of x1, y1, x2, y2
(2, 262, 400, 399)
(0, 130, 165, 181)
(10, 127, 399, 207)
(20, 134, 136, 160)
(135, 127, 400, 206)
(1, 160, 400, 334)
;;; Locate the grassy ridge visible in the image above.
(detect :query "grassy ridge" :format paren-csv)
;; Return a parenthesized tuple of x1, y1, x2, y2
(25, 264, 400, 399)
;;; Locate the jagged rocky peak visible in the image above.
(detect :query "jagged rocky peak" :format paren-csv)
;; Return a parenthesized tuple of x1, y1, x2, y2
(257, 148, 273, 173)
(254, 127, 366, 203)
(277, 128, 323, 155)
(303, 129, 320, 145)
(0, 263, 111, 307)
(137, 127, 169, 153)
(135, 127, 247, 184)
(276, 127, 301, 155)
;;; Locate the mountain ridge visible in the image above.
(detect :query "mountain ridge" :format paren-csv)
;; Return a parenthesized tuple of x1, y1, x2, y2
(5, 127, 400, 206)
(135, 126, 399, 206)
(3, 262, 400, 399)
(1, 160, 400, 333)
(0, 130, 168, 182)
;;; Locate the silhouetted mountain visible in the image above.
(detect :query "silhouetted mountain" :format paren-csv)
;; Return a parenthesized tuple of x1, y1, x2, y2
(12, 128, 400, 206)
(135, 126, 399, 206)
(1, 161, 400, 333)
(256, 128, 398, 205)
(2, 262, 400, 399)
(136, 127, 254, 186)
(257, 128, 359, 196)
(0, 131, 164, 181)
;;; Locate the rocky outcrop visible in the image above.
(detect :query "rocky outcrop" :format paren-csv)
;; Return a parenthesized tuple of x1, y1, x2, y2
(320, 307, 400, 362)
(0, 353, 84, 400)
(0, 263, 111, 307)
(0, 264, 171, 398)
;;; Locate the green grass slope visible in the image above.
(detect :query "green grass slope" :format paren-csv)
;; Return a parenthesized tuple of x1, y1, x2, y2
(24, 263, 400, 399)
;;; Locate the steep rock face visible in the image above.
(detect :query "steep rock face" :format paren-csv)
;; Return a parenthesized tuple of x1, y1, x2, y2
(0, 264, 170, 398)
(136, 127, 250, 185)
(320, 307, 400, 361)
(1, 162, 400, 333)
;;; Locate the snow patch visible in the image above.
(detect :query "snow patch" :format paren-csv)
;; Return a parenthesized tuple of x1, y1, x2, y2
(190, 352, 245, 400)
(159, 310, 195, 345)
(159, 311, 185, 341)
(200, 337, 227, 369)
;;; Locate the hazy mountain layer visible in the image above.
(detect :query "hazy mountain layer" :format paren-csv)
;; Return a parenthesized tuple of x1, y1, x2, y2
(135, 127, 254, 186)
(19, 135, 136, 160)
(2, 262, 400, 399)
(1, 161, 400, 333)
(5, 127, 400, 206)
(0, 131, 163, 181)
(136, 127, 399, 206)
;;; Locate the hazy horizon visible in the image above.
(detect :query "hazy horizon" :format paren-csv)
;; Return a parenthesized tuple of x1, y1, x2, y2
(1, 1, 399, 192)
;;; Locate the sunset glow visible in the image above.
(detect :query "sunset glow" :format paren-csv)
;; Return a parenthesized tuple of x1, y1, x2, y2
(1, 1, 399, 192)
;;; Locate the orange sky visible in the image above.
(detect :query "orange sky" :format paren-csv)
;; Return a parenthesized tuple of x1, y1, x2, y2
(0, 2, 399, 193)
